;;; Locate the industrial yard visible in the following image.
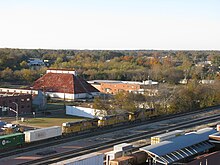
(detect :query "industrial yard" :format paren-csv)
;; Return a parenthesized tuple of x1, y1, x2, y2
(0, 107, 220, 165)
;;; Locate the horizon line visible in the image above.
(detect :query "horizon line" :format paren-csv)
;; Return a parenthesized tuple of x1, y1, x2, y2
(0, 47, 220, 51)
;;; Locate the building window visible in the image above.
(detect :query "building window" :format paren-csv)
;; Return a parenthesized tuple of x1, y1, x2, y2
(27, 98, 30, 101)
(21, 99, 25, 102)
(2, 101, 6, 106)
(105, 88, 111, 93)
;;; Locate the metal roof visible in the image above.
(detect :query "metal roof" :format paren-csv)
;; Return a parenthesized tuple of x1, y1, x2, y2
(157, 141, 213, 164)
(88, 80, 158, 85)
(33, 73, 99, 94)
(153, 130, 184, 139)
(140, 128, 216, 164)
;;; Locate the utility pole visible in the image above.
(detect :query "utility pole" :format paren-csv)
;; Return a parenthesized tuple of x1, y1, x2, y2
(42, 86, 46, 116)
(63, 86, 66, 110)
(40, 79, 46, 116)
(12, 102, 18, 121)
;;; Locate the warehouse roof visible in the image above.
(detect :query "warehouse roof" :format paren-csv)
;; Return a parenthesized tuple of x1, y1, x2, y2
(152, 130, 184, 139)
(140, 128, 216, 164)
(88, 80, 158, 85)
(33, 71, 99, 94)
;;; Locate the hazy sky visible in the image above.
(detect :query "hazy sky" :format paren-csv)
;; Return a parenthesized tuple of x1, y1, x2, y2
(0, 0, 219, 50)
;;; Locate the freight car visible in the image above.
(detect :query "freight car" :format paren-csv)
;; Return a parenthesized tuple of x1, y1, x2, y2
(62, 118, 99, 134)
(24, 126, 62, 143)
(129, 108, 155, 122)
(62, 109, 155, 134)
(0, 133, 25, 150)
(98, 113, 129, 127)
(0, 108, 157, 151)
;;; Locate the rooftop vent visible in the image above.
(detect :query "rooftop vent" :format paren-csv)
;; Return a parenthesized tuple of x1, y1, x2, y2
(46, 69, 77, 76)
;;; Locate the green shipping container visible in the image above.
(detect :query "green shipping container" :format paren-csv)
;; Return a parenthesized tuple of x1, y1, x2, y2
(0, 133, 25, 150)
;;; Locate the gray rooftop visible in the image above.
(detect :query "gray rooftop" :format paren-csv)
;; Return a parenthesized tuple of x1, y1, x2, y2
(153, 130, 184, 139)
(141, 128, 216, 157)
(140, 128, 216, 164)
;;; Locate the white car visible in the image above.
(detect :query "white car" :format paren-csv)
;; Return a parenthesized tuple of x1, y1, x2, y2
(1, 124, 17, 130)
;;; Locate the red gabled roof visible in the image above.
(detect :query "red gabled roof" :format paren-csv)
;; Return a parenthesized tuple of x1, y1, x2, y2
(33, 73, 99, 94)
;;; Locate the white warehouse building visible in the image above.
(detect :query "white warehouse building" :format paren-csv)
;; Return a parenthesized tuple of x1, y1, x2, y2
(32, 69, 100, 100)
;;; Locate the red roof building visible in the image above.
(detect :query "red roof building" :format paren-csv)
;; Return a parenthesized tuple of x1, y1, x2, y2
(33, 69, 100, 100)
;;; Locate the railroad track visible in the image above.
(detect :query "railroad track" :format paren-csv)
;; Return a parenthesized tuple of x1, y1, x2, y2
(18, 111, 220, 165)
(0, 105, 219, 160)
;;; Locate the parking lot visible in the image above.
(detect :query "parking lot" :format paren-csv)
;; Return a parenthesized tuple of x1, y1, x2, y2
(0, 117, 36, 135)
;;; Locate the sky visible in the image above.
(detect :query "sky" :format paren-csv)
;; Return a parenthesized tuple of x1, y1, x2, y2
(0, 0, 219, 50)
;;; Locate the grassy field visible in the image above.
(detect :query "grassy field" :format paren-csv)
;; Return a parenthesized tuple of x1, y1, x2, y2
(12, 102, 91, 128)
(18, 116, 86, 128)
(46, 102, 79, 110)
(46, 103, 65, 110)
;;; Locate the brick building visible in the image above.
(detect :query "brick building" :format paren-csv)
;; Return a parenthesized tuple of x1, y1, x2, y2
(0, 88, 46, 111)
(89, 80, 158, 95)
(0, 94, 32, 117)
(101, 82, 141, 94)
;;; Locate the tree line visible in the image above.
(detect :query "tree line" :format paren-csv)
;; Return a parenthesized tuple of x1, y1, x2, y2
(1, 48, 219, 85)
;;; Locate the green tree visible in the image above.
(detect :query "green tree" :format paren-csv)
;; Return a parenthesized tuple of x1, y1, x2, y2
(93, 96, 113, 115)
(113, 92, 143, 112)
(163, 68, 184, 84)
(20, 61, 28, 69)
(0, 67, 13, 81)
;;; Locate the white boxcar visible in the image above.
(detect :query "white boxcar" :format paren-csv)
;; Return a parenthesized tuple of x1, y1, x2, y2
(113, 143, 133, 152)
(50, 152, 104, 165)
(24, 126, 62, 142)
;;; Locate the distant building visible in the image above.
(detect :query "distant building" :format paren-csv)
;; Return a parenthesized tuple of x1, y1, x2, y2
(28, 58, 45, 66)
(88, 80, 158, 95)
(195, 61, 212, 67)
(200, 80, 215, 84)
(179, 78, 188, 84)
(0, 88, 45, 112)
(0, 93, 32, 116)
(32, 69, 100, 100)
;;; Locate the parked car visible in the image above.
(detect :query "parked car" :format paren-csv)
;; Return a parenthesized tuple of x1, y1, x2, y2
(0, 121, 7, 128)
(1, 124, 17, 131)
